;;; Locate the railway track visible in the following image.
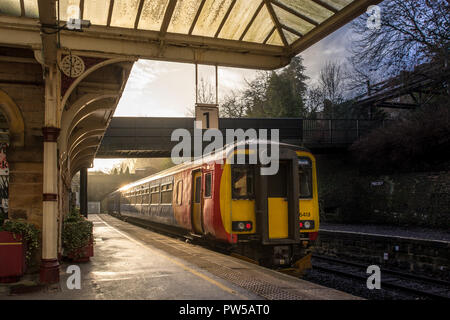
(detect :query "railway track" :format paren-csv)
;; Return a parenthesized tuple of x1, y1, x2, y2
(110, 214, 450, 299)
(311, 254, 450, 300)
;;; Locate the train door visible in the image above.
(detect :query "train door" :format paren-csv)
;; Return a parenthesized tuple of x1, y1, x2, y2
(267, 161, 289, 239)
(191, 171, 203, 234)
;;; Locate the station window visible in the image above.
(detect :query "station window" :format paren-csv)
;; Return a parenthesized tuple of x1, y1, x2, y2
(204, 173, 212, 198)
(231, 166, 254, 199)
(161, 183, 173, 204)
(176, 180, 183, 205)
(298, 158, 313, 199)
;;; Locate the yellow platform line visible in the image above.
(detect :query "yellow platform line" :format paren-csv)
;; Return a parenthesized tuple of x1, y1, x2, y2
(96, 214, 248, 300)
(0, 243, 22, 245)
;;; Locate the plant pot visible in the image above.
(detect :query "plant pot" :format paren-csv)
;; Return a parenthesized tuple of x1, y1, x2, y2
(67, 236, 94, 263)
(0, 231, 25, 283)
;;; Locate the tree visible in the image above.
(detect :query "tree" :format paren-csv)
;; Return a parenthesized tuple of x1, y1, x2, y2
(264, 71, 303, 117)
(219, 90, 247, 118)
(197, 77, 216, 104)
(305, 86, 324, 119)
(319, 61, 345, 106)
(306, 61, 349, 118)
(241, 71, 271, 117)
(350, 96, 450, 173)
(243, 56, 309, 118)
(185, 77, 217, 116)
(350, 0, 449, 77)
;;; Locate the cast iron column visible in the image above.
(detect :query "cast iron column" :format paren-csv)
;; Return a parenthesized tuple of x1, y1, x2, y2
(40, 65, 60, 284)
(80, 167, 88, 218)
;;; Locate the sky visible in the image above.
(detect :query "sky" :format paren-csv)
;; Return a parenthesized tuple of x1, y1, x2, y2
(112, 25, 354, 118)
(91, 24, 355, 172)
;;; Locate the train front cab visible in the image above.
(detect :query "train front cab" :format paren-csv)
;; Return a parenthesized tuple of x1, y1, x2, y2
(221, 147, 319, 267)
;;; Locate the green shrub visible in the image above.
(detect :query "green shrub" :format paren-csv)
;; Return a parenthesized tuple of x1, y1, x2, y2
(62, 210, 93, 257)
(0, 219, 40, 263)
(0, 209, 6, 226)
(350, 101, 450, 174)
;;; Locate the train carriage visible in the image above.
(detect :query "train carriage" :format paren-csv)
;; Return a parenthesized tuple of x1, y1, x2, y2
(107, 140, 319, 267)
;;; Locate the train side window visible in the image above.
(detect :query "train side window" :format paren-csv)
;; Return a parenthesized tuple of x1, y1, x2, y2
(150, 186, 160, 204)
(298, 158, 313, 199)
(231, 166, 254, 199)
(143, 192, 149, 204)
(176, 180, 183, 205)
(161, 183, 173, 204)
(204, 173, 212, 198)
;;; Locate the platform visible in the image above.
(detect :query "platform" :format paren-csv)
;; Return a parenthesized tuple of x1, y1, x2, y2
(1, 214, 359, 300)
(320, 222, 450, 243)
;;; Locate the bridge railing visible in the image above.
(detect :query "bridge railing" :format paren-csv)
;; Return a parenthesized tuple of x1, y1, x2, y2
(302, 119, 388, 145)
(98, 118, 389, 157)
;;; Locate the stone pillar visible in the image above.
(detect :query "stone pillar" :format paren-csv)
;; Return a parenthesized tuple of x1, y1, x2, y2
(80, 167, 88, 218)
(40, 65, 60, 284)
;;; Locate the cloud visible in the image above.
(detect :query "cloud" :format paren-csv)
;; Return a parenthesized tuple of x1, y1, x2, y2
(301, 24, 353, 85)
(114, 25, 354, 117)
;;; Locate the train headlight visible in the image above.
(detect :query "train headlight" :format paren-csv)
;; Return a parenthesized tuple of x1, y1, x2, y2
(232, 221, 253, 232)
(299, 220, 315, 230)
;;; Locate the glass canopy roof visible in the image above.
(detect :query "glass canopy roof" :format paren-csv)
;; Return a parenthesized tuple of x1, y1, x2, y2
(0, 0, 356, 47)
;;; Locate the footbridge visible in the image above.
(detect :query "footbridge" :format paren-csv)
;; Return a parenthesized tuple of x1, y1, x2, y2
(97, 117, 384, 158)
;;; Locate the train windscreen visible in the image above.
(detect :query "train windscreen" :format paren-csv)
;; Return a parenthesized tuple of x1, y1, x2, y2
(298, 158, 313, 199)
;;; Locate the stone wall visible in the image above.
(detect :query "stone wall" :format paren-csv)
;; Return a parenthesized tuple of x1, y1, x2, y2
(316, 153, 450, 229)
(315, 230, 450, 280)
(0, 58, 45, 229)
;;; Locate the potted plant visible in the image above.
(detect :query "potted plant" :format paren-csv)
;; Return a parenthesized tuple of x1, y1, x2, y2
(0, 218, 40, 283)
(62, 209, 94, 262)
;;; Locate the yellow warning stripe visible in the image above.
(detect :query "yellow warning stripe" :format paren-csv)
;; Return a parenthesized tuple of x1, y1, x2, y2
(0, 243, 22, 246)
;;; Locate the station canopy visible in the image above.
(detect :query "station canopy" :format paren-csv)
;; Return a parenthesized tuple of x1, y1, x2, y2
(0, 0, 381, 69)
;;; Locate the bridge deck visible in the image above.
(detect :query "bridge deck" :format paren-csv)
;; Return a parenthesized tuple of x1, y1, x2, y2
(97, 117, 383, 158)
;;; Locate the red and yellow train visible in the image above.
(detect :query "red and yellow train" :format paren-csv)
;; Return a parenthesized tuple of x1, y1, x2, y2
(106, 141, 319, 267)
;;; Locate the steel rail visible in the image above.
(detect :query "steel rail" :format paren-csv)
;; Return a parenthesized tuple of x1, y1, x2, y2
(312, 254, 450, 300)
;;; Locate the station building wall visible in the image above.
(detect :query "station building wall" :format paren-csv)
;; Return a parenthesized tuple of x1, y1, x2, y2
(0, 59, 45, 229)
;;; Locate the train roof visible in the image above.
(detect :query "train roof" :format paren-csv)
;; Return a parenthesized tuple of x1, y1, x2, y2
(110, 140, 311, 194)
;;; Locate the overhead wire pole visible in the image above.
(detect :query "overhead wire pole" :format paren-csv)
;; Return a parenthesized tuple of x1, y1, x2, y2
(215, 64, 219, 105)
(80, 167, 88, 217)
(195, 63, 198, 104)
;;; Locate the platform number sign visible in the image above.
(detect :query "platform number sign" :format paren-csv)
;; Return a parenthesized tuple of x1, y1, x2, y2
(367, 265, 381, 290)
